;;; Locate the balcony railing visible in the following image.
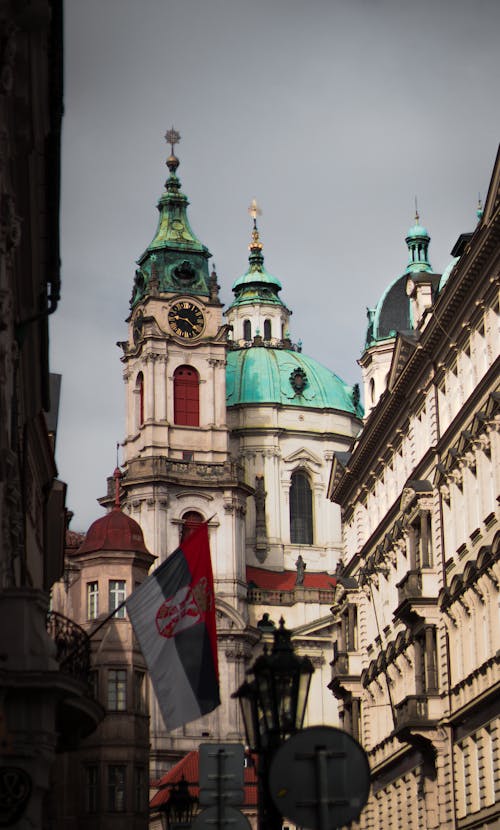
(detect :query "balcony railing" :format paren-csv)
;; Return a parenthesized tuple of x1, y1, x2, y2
(46, 611, 91, 686)
(247, 586, 335, 606)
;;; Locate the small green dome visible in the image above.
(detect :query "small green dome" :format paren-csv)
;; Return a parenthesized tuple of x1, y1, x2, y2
(232, 265, 282, 293)
(406, 222, 430, 240)
(226, 347, 363, 416)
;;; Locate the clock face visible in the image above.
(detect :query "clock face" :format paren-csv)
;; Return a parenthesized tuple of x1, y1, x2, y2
(168, 300, 205, 339)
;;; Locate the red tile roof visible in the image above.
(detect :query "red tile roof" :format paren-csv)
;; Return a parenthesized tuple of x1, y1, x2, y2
(74, 507, 151, 555)
(247, 566, 336, 591)
(150, 750, 258, 809)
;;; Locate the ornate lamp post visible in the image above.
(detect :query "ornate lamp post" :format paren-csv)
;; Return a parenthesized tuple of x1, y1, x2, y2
(160, 776, 198, 830)
(233, 619, 314, 830)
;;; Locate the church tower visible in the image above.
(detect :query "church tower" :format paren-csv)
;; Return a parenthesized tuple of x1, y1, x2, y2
(112, 131, 253, 772)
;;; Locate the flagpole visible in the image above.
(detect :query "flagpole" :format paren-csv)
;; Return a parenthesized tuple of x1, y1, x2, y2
(60, 599, 127, 667)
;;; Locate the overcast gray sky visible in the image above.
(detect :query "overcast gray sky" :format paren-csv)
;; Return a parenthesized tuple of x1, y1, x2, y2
(51, 0, 500, 533)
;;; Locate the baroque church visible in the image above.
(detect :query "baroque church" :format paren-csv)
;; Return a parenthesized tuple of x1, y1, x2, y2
(56, 128, 363, 788)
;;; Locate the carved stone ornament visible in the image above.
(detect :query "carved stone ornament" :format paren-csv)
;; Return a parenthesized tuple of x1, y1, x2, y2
(289, 367, 308, 394)
(0, 766, 32, 826)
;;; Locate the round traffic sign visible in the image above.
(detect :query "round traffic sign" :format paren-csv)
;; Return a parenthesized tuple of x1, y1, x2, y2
(269, 725, 370, 830)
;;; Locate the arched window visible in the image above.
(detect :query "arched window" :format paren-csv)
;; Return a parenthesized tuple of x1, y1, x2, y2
(243, 319, 252, 341)
(289, 470, 313, 544)
(369, 378, 375, 404)
(181, 510, 204, 541)
(263, 319, 272, 340)
(174, 365, 199, 426)
(135, 372, 144, 427)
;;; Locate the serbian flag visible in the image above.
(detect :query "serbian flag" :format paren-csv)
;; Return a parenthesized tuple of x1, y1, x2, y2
(126, 522, 220, 730)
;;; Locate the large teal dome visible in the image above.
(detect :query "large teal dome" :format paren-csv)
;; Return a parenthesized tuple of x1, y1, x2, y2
(226, 347, 362, 415)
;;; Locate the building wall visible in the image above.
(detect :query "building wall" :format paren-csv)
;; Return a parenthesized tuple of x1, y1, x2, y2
(329, 148, 500, 830)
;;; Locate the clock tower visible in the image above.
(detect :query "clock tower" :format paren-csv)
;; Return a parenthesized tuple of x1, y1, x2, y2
(112, 130, 253, 770)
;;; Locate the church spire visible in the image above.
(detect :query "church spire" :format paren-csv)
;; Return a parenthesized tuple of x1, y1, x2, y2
(228, 200, 285, 310)
(248, 199, 264, 271)
(129, 128, 212, 308)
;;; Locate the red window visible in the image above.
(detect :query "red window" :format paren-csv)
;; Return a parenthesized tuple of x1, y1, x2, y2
(174, 365, 199, 426)
(181, 510, 203, 541)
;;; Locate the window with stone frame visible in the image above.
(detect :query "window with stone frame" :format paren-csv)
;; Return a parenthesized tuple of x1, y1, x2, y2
(134, 670, 148, 714)
(181, 510, 203, 541)
(108, 765, 126, 812)
(84, 764, 99, 813)
(342, 696, 361, 742)
(408, 510, 433, 569)
(340, 604, 358, 652)
(173, 365, 200, 426)
(289, 470, 313, 544)
(135, 371, 145, 427)
(87, 581, 99, 620)
(243, 319, 252, 341)
(415, 626, 438, 693)
(134, 766, 147, 812)
(107, 668, 127, 711)
(263, 318, 272, 340)
(109, 579, 126, 618)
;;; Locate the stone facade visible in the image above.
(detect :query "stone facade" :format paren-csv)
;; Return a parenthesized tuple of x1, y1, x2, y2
(0, 3, 102, 827)
(328, 147, 500, 830)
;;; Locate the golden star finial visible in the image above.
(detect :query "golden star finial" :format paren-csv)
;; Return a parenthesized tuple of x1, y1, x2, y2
(165, 126, 181, 153)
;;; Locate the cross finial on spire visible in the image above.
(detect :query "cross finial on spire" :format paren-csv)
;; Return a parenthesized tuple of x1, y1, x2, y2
(165, 126, 181, 153)
(414, 196, 420, 224)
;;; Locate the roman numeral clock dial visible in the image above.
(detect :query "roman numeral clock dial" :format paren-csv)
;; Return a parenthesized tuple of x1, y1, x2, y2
(168, 300, 205, 339)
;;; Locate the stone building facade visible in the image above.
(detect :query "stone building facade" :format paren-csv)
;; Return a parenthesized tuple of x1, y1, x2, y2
(48, 470, 155, 829)
(0, 3, 102, 827)
(328, 146, 500, 830)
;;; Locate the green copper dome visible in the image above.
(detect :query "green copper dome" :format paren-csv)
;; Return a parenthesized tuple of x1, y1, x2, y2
(406, 221, 430, 239)
(365, 212, 433, 348)
(226, 347, 362, 415)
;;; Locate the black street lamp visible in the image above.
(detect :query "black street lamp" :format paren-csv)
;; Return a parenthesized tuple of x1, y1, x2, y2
(160, 776, 198, 830)
(233, 618, 314, 830)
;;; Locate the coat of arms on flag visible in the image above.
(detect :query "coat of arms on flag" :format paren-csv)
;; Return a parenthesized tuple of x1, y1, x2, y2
(126, 522, 220, 730)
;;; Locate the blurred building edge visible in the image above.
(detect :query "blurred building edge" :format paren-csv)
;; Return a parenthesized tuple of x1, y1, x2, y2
(328, 145, 500, 830)
(0, 1, 103, 828)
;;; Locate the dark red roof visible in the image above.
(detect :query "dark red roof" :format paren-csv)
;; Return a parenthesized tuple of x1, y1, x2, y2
(150, 750, 257, 809)
(247, 566, 336, 591)
(76, 508, 150, 555)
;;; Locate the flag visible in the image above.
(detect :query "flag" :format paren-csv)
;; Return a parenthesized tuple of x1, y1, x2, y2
(126, 522, 220, 730)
